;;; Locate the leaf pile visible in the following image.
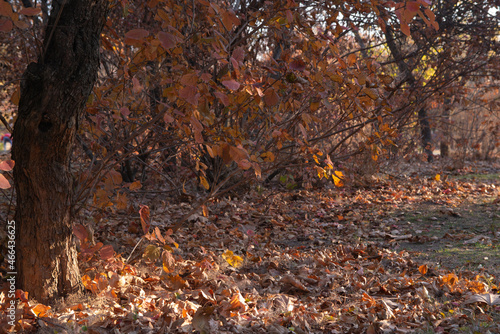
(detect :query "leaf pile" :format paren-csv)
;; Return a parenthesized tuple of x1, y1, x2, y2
(1, 161, 499, 333)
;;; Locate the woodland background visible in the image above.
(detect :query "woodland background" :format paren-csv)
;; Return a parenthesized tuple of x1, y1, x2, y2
(0, 0, 499, 333)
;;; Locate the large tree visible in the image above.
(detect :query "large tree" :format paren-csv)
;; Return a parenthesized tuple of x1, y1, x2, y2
(12, 0, 109, 302)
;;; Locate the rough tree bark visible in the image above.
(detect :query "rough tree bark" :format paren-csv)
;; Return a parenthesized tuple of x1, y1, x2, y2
(12, 0, 109, 303)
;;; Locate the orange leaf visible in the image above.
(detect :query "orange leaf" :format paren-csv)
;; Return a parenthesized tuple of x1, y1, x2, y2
(129, 180, 142, 190)
(199, 176, 210, 190)
(31, 304, 51, 317)
(418, 264, 428, 275)
(139, 205, 151, 235)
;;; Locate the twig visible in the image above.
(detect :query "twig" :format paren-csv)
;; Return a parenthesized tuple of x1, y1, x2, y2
(125, 237, 143, 263)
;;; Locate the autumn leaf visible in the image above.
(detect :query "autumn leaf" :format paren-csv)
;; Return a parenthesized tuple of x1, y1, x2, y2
(222, 250, 243, 268)
(129, 180, 142, 190)
(0, 160, 14, 171)
(200, 175, 210, 190)
(332, 170, 344, 187)
(139, 205, 151, 235)
(73, 224, 89, 242)
(441, 273, 459, 287)
(125, 28, 149, 40)
(158, 31, 177, 49)
(222, 79, 240, 91)
(464, 293, 500, 306)
(264, 89, 279, 106)
(0, 18, 13, 33)
(19, 7, 41, 16)
(179, 85, 200, 106)
(31, 304, 51, 317)
(0, 174, 10, 189)
(162, 250, 176, 273)
(418, 264, 428, 275)
(289, 58, 306, 71)
(99, 245, 114, 261)
(143, 244, 161, 261)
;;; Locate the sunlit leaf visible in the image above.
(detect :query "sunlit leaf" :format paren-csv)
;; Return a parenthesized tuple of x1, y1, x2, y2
(222, 250, 243, 268)
(162, 250, 176, 273)
(31, 304, 51, 317)
(139, 205, 151, 235)
(143, 244, 161, 261)
(200, 175, 210, 190)
(0, 174, 10, 189)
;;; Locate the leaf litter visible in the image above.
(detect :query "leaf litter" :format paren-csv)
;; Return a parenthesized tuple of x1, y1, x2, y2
(1, 161, 499, 333)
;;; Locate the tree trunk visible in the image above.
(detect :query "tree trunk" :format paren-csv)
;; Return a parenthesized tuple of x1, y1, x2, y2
(383, 25, 433, 162)
(418, 108, 433, 162)
(440, 97, 451, 158)
(12, 0, 109, 303)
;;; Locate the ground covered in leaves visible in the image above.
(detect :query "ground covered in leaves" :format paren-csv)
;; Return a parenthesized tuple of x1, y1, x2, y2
(1, 160, 499, 334)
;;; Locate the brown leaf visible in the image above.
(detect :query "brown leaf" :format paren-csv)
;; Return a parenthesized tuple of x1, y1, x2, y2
(464, 293, 500, 306)
(179, 86, 200, 106)
(222, 79, 240, 91)
(162, 250, 176, 273)
(281, 274, 309, 292)
(125, 28, 149, 40)
(264, 89, 279, 106)
(139, 205, 151, 235)
(73, 224, 89, 242)
(19, 7, 41, 16)
(99, 245, 114, 261)
(158, 31, 177, 49)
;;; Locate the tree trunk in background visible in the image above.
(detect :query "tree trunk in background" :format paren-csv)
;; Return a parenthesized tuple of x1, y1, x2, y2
(12, 0, 109, 303)
(418, 108, 433, 162)
(440, 97, 451, 158)
(384, 25, 434, 162)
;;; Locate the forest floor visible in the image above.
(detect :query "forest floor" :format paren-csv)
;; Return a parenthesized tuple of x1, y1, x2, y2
(1, 158, 499, 334)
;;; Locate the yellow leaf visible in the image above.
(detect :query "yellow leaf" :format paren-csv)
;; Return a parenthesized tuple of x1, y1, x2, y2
(332, 171, 344, 187)
(222, 250, 243, 268)
(313, 154, 319, 164)
(316, 166, 324, 179)
(200, 175, 210, 190)
(435, 174, 440, 181)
